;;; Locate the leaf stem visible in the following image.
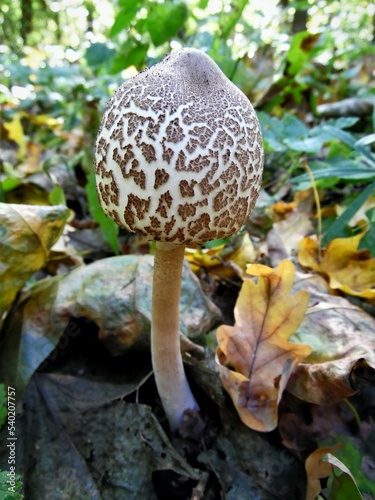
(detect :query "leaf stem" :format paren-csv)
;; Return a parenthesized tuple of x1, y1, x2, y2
(302, 158, 322, 262)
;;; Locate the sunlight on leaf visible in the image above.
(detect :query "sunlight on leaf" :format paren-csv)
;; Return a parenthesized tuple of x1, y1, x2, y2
(216, 260, 311, 432)
(20, 111, 63, 129)
(298, 233, 375, 300)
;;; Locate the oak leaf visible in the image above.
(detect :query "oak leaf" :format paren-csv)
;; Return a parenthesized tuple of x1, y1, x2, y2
(216, 260, 311, 432)
(298, 234, 375, 300)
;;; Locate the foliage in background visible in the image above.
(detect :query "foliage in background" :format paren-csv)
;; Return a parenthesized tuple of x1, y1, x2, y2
(1, 0, 374, 252)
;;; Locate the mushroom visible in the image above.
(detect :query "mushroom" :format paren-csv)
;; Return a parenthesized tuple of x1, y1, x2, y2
(94, 48, 264, 432)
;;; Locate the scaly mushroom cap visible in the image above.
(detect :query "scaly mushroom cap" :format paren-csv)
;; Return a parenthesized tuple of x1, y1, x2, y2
(95, 48, 264, 245)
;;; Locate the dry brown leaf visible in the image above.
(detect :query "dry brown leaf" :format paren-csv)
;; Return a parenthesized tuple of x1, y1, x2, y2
(216, 260, 312, 432)
(298, 234, 375, 300)
(267, 210, 314, 266)
(306, 446, 339, 500)
(287, 272, 375, 404)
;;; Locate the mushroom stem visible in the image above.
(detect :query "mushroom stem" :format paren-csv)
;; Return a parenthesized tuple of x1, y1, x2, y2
(151, 241, 199, 432)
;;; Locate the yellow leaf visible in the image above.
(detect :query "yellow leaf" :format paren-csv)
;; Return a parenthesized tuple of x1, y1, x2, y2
(3, 114, 27, 159)
(298, 234, 375, 299)
(297, 236, 323, 273)
(185, 244, 226, 272)
(18, 143, 42, 175)
(20, 111, 63, 129)
(185, 233, 256, 278)
(216, 260, 311, 432)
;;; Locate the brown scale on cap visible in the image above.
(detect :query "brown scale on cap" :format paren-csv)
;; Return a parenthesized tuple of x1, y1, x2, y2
(95, 48, 264, 245)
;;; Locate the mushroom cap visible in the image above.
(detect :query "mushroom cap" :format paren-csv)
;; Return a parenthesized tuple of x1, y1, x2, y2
(95, 48, 264, 245)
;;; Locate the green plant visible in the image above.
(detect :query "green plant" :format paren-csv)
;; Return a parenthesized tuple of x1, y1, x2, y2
(259, 111, 375, 251)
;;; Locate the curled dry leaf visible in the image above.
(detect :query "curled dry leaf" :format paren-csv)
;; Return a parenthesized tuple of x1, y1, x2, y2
(305, 446, 362, 500)
(298, 233, 375, 301)
(287, 272, 375, 404)
(216, 260, 312, 432)
(267, 209, 314, 266)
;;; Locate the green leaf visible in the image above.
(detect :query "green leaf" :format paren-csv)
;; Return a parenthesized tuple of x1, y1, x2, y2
(0, 178, 21, 194)
(282, 112, 309, 138)
(322, 125, 375, 167)
(359, 208, 375, 255)
(329, 471, 363, 500)
(85, 171, 119, 254)
(0, 470, 23, 500)
(220, 0, 248, 40)
(109, 1, 142, 37)
(85, 42, 116, 69)
(48, 184, 66, 206)
(284, 135, 325, 153)
(331, 436, 375, 496)
(146, 2, 188, 46)
(355, 133, 375, 147)
(110, 40, 149, 72)
(292, 158, 375, 186)
(286, 31, 320, 76)
(322, 454, 362, 500)
(322, 180, 375, 245)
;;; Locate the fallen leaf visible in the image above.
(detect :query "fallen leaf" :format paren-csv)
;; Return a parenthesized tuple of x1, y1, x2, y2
(0, 255, 221, 394)
(287, 272, 375, 404)
(298, 234, 375, 300)
(267, 189, 314, 266)
(216, 260, 311, 432)
(10, 374, 199, 499)
(269, 200, 298, 219)
(305, 447, 362, 500)
(185, 233, 256, 279)
(198, 407, 306, 499)
(267, 209, 314, 266)
(0, 203, 70, 317)
(17, 142, 42, 175)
